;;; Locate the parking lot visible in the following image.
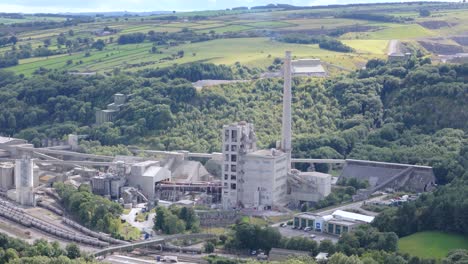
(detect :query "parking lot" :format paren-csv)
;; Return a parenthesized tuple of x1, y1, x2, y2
(278, 225, 339, 243)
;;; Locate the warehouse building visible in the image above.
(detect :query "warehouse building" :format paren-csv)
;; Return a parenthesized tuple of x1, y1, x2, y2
(293, 210, 375, 236)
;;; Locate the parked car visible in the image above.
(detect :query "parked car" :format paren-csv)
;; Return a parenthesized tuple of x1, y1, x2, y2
(310, 234, 316, 238)
(304, 227, 312, 232)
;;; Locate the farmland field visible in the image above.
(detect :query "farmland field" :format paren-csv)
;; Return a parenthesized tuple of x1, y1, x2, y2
(398, 231, 468, 259)
(9, 37, 380, 75)
(1, 3, 468, 76)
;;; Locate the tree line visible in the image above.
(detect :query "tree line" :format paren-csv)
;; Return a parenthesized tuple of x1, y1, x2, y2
(0, 233, 91, 263)
(153, 205, 200, 234)
(54, 183, 125, 239)
(276, 33, 354, 52)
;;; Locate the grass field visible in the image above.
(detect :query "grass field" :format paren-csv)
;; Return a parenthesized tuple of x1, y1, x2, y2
(0, 15, 66, 24)
(342, 40, 389, 54)
(398, 231, 468, 260)
(3, 3, 467, 76)
(10, 37, 376, 75)
(362, 24, 436, 40)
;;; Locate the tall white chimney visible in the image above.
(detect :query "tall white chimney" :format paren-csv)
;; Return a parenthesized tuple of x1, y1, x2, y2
(282, 51, 292, 172)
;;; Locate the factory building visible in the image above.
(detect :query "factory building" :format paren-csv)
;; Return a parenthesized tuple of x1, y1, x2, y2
(340, 159, 436, 201)
(291, 59, 326, 77)
(293, 210, 375, 236)
(221, 122, 257, 209)
(242, 149, 288, 209)
(95, 93, 130, 125)
(221, 122, 289, 210)
(289, 171, 331, 204)
(128, 161, 171, 200)
(91, 173, 125, 199)
(221, 52, 329, 210)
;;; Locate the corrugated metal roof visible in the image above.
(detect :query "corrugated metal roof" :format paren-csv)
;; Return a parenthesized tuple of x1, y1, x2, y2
(332, 210, 375, 223)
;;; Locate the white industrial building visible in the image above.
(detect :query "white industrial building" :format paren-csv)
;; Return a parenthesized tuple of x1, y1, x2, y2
(294, 210, 375, 236)
(128, 161, 171, 200)
(291, 59, 326, 77)
(289, 171, 331, 203)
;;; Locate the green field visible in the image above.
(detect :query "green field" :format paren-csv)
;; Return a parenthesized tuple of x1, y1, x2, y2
(10, 37, 379, 75)
(398, 231, 468, 259)
(2, 3, 468, 76)
(0, 15, 66, 24)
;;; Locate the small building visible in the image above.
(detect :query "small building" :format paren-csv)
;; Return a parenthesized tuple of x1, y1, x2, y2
(388, 52, 411, 62)
(95, 93, 130, 125)
(291, 59, 326, 77)
(293, 210, 374, 236)
(316, 252, 329, 263)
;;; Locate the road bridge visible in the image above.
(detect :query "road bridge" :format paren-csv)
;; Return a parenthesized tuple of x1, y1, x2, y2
(291, 158, 345, 164)
(93, 233, 216, 257)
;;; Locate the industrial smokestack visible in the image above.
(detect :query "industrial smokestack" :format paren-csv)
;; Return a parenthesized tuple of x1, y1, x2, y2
(282, 51, 292, 172)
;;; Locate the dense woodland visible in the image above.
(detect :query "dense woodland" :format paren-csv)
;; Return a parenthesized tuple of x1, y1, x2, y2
(277, 33, 354, 52)
(53, 183, 125, 239)
(0, 233, 92, 264)
(0, 54, 467, 258)
(0, 58, 466, 185)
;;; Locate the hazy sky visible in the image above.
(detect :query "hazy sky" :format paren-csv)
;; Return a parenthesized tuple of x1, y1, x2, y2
(0, 0, 455, 13)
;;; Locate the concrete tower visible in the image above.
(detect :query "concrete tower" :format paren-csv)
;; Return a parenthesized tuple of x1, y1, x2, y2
(221, 122, 256, 209)
(282, 51, 292, 171)
(15, 152, 35, 206)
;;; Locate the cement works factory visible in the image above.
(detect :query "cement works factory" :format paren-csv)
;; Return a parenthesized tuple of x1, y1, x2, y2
(0, 52, 437, 249)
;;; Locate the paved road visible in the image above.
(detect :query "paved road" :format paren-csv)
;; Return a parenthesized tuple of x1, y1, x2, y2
(278, 226, 339, 243)
(271, 195, 387, 229)
(388, 39, 400, 55)
(121, 204, 155, 231)
(315, 195, 387, 216)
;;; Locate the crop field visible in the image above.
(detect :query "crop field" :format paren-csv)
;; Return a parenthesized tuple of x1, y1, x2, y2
(282, 18, 368, 31)
(342, 40, 390, 54)
(9, 37, 382, 75)
(0, 15, 66, 24)
(247, 21, 295, 28)
(197, 25, 253, 34)
(366, 24, 436, 39)
(398, 231, 468, 259)
(2, 3, 468, 76)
